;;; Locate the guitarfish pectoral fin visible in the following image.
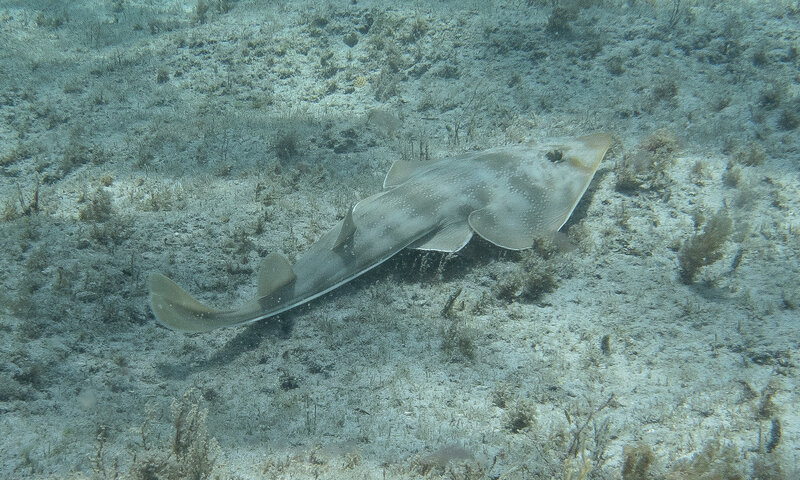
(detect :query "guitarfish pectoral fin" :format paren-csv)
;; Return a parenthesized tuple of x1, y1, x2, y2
(257, 252, 297, 296)
(467, 133, 612, 250)
(409, 221, 473, 252)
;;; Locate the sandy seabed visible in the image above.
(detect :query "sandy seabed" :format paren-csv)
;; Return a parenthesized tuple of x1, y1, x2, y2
(0, 1, 798, 478)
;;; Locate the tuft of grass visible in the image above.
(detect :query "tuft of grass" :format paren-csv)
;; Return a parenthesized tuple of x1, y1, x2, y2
(722, 162, 742, 187)
(605, 55, 625, 75)
(35, 9, 69, 29)
(759, 84, 785, 110)
(440, 322, 476, 362)
(546, 6, 578, 37)
(615, 129, 678, 193)
(2, 181, 41, 222)
(751, 453, 786, 480)
(1, 142, 38, 168)
(505, 399, 536, 433)
(125, 389, 220, 480)
(274, 130, 299, 162)
(58, 141, 90, 177)
(170, 389, 220, 479)
(156, 68, 169, 84)
(412, 445, 474, 476)
(732, 143, 766, 167)
(343, 32, 359, 47)
(652, 79, 679, 102)
(194, 0, 209, 24)
(622, 444, 654, 480)
(666, 439, 744, 480)
(678, 211, 733, 284)
(78, 188, 113, 222)
(493, 251, 558, 303)
(778, 107, 799, 131)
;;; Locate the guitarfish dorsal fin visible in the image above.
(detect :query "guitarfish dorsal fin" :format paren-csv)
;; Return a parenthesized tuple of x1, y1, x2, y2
(332, 204, 357, 250)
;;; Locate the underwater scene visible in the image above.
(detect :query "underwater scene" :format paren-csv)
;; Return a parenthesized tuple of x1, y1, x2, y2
(0, 0, 798, 478)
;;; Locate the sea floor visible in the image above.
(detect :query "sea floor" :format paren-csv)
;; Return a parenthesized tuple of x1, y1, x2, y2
(0, 1, 798, 478)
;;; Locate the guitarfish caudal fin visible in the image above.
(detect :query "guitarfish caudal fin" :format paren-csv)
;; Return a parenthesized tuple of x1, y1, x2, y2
(150, 253, 296, 332)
